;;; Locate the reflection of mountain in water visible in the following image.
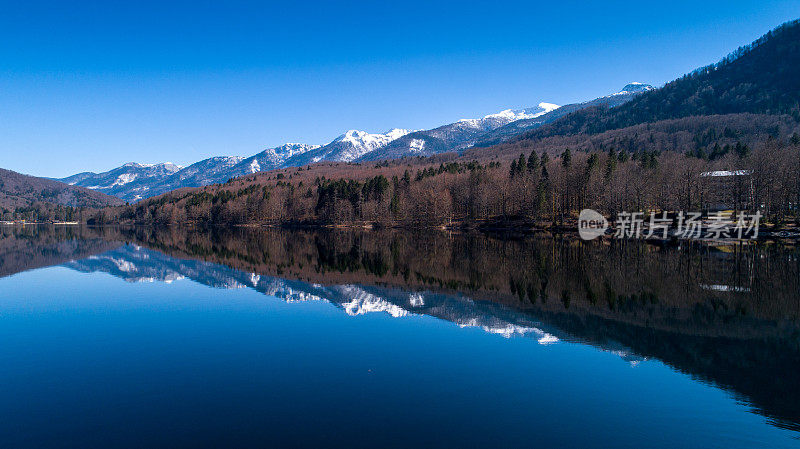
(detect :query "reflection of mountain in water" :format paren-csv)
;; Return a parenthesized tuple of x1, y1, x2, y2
(65, 244, 590, 351)
(2, 226, 799, 433)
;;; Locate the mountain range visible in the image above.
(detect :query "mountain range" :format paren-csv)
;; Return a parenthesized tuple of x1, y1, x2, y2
(57, 84, 651, 202)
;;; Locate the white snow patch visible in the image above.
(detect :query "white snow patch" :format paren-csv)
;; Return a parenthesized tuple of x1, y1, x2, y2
(537, 334, 560, 345)
(338, 286, 409, 317)
(112, 173, 138, 187)
(457, 319, 559, 342)
(408, 139, 426, 153)
(483, 102, 560, 121)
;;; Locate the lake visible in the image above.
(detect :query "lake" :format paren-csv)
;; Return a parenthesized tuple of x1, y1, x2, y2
(1, 225, 798, 448)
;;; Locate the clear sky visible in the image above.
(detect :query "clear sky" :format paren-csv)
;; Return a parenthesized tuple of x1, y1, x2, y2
(2, 1, 799, 177)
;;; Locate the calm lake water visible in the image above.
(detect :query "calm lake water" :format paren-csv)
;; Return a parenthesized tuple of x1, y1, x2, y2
(1, 226, 799, 448)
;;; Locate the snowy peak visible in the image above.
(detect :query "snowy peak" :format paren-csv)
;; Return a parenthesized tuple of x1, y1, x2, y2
(241, 143, 320, 174)
(253, 143, 320, 162)
(272, 143, 321, 156)
(355, 100, 562, 161)
(334, 128, 411, 150)
(618, 82, 654, 94)
(122, 162, 183, 172)
(329, 128, 412, 160)
(483, 102, 561, 121)
(382, 128, 412, 140)
(279, 128, 414, 166)
(458, 102, 561, 128)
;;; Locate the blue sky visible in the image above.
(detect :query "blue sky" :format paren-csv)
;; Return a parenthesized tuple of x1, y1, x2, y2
(2, 1, 799, 177)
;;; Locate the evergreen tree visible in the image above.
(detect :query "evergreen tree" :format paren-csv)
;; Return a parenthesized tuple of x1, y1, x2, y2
(540, 153, 550, 180)
(586, 153, 599, 172)
(561, 148, 572, 169)
(604, 152, 617, 181)
(734, 141, 751, 158)
(710, 142, 722, 159)
(527, 151, 539, 172)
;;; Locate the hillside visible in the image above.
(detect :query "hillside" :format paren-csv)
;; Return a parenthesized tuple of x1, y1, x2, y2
(0, 168, 123, 220)
(517, 19, 800, 140)
(354, 103, 560, 161)
(469, 83, 653, 148)
(60, 162, 184, 201)
(470, 113, 799, 160)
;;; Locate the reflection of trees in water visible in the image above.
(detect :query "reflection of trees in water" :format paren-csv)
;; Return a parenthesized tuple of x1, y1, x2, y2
(116, 226, 800, 431)
(118, 227, 800, 330)
(0, 225, 121, 278)
(2, 225, 800, 431)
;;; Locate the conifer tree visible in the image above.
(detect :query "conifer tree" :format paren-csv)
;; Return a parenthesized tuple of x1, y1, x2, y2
(527, 151, 539, 172)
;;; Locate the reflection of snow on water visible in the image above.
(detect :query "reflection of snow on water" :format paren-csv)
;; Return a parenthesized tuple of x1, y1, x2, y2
(457, 319, 560, 343)
(67, 244, 653, 366)
(338, 286, 409, 318)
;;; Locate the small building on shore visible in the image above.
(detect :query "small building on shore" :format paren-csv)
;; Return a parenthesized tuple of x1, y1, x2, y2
(700, 169, 754, 211)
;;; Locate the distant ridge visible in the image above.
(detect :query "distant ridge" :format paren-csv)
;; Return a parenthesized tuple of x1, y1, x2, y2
(517, 19, 800, 140)
(469, 83, 653, 148)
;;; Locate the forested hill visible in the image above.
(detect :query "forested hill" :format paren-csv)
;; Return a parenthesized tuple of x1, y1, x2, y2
(0, 168, 124, 218)
(516, 19, 800, 139)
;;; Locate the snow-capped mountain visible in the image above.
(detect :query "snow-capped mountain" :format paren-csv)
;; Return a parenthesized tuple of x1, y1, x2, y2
(59, 162, 183, 201)
(141, 156, 245, 200)
(282, 128, 411, 166)
(358, 102, 560, 161)
(60, 144, 319, 202)
(477, 102, 560, 126)
(616, 82, 653, 94)
(237, 143, 321, 174)
(472, 83, 654, 147)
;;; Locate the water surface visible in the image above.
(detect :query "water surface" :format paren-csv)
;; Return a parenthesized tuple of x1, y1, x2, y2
(0, 226, 798, 448)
